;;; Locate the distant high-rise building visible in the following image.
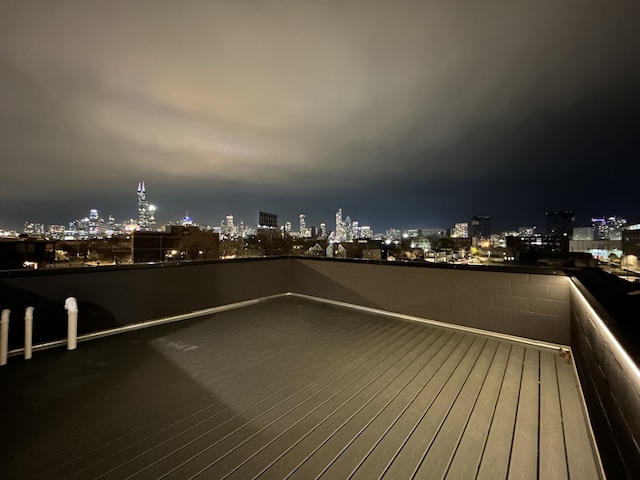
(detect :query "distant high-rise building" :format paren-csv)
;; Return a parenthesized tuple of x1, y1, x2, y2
(360, 226, 372, 239)
(335, 209, 347, 242)
(182, 212, 193, 226)
(591, 218, 607, 240)
(470, 215, 492, 243)
(23, 222, 45, 237)
(319, 222, 327, 238)
(385, 229, 402, 241)
(148, 205, 156, 229)
(607, 215, 627, 241)
(451, 223, 469, 238)
(622, 224, 640, 259)
(352, 221, 361, 239)
(546, 211, 574, 237)
(47, 224, 65, 240)
(224, 214, 236, 237)
(345, 216, 354, 241)
(137, 181, 150, 230)
(573, 227, 594, 241)
(518, 226, 536, 237)
(591, 215, 627, 241)
(89, 209, 101, 237)
(299, 214, 308, 237)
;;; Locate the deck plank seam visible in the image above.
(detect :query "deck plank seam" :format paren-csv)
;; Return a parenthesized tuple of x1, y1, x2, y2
(346, 333, 471, 480)
(113, 322, 424, 479)
(376, 336, 483, 479)
(247, 329, 450, 480)
(165, 323, 435, 479)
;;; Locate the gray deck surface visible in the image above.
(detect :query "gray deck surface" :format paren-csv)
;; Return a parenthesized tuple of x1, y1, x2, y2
(0, 295, 602, 479)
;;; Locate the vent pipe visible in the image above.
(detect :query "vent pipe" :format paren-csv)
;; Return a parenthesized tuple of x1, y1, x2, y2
(24, 307, 34, 360)
(1, 309, 9, 366)
(65, 297, 78, 350)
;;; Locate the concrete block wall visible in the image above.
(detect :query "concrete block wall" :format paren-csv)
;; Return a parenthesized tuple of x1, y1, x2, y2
(570, 279, 640, 479)
(290, 258, 571, 344)
(0, 257, 289, 349)
(0, 256, 573, 349)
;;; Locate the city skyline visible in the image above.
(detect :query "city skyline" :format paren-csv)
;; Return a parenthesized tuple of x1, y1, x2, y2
(1, 2, 639, 232)
(7, 182, 635, 240)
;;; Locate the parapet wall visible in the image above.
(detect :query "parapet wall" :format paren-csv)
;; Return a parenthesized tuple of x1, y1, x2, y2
(0, 257, 573, 349)
(570, 278, 640, 479)
(289, 258, 571, 344)
(0, 257, 289, 349)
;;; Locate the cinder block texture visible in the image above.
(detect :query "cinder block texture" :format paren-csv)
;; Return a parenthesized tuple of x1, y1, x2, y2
(290, 260, 570, 344)
(571, 282, 640, 480)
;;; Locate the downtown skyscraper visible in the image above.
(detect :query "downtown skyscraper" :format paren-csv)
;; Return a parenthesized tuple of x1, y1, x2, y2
(137, 181, 156, 231)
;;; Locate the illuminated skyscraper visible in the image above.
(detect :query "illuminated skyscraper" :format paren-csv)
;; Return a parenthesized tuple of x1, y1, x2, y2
(299, 214, 307, 237)
(335, 209, 346, 242)
(222, 214, 237, 238)
(345, 216, 354, 241)
(352, 221, 360, 239)
(591, 215, 627, 241)
(606, 215, 627, 241)
(137, 181, 149, 231)
(23, 222, 45, 237)
(591, 218, 607, 240)
(451, 223, 469, 238)
(148, 205, 156, 229)
(89, 209, 100, 237)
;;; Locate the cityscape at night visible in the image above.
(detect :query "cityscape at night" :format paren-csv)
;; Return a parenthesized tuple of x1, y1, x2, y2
(0, 180, 638, 274)
(1, 2, 639, 479)
(1, 1, 639, 235)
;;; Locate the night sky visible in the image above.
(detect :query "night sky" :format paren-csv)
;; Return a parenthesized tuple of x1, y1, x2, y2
(1, 1, 639, 232)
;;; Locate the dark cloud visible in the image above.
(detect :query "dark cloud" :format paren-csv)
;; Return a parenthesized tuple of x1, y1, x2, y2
(1, 0, 639, 231)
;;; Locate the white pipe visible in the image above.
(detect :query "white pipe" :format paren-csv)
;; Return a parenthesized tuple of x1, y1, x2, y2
(65, 297, 78, 351)
(24, 307, 34, 360)
(1, 309, 9, 366)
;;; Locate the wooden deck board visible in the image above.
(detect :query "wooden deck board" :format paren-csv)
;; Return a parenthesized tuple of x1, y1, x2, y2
(509, 347, 541, 479)
(443, 342, 512, 479)
(179, 324, 437, 479)
(349, 334, 476, 479)
(413, 340, 500, 479)
(317, 331, 465, 480)
(539, 350, 569, 480)
(0, 296, 604, 480)
(384, 337, 488, 478)
(556, 352, 602, 479)
(476, 344, 525, 480)
(219, 328, 445, 479)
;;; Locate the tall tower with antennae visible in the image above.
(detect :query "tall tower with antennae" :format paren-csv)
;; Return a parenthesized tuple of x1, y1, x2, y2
(137, 181, 149, 230)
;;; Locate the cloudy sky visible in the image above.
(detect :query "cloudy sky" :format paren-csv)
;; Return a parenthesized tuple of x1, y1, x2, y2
(1, 0, 639, 232)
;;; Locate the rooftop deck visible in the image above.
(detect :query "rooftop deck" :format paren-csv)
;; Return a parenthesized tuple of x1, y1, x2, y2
(0, 295, 603, 479)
